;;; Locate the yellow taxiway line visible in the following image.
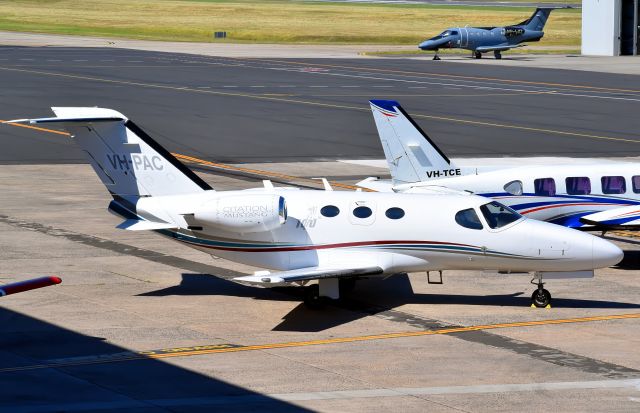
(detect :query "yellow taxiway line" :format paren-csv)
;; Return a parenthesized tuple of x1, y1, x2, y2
(0, 65, 637, 145)
(1, 312, 639, 373)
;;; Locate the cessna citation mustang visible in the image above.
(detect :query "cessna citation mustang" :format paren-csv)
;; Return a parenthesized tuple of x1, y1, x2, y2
(362, 100, 640, 231)
(10, 108, 622, 308)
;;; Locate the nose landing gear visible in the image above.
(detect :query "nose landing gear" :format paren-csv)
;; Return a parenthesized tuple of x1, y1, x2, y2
(531, 272, 551, 308)
(433, 50, 441, 60)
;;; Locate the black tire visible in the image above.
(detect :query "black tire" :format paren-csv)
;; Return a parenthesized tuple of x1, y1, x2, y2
(304, 284, 325, 310)
(531, 288, 551, 308)
(494, 51, 502, 59)
(474, 51, 482, 59)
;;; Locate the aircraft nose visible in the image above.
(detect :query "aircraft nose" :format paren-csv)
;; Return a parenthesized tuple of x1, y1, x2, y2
(592, 236, 623, 268)
(419, 40, 434, 50)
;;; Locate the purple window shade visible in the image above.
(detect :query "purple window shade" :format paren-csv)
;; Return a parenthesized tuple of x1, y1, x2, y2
(633, 176, 640, 194)
(566, 177, 591, 195)
(534, 178, 556, 196)
(601, 176, 626, 194)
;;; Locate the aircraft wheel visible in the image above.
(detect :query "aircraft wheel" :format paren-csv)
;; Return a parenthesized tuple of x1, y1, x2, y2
(531, 288, 551, 308)
(433, 54, 441, 61)
(304, 284, 326, 309)
(494, 51, 502, 59)
(474, 51, 482, 59)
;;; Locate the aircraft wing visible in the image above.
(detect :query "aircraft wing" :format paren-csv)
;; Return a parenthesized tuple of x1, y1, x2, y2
(234, 265, 383, 285)
(0, 276, 62, 297)
(580, 205, 640, 229)
(475, 44, 525, 53)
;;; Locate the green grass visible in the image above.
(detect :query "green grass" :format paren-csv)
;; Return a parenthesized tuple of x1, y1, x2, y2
(0, 0, 581, 45)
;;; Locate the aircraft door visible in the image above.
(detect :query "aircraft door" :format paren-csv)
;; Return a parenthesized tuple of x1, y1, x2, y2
(459, 27, 469, 48)
(348, 200, 377, 226)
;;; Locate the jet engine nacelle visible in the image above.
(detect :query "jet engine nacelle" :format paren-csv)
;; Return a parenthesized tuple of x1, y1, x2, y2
(194, 194, 287, 233)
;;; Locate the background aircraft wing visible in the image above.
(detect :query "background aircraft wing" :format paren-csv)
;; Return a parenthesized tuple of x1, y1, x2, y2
(234, 265, 383, 285)
(580, 205, 640, 229)
(475, 44, 524, 53)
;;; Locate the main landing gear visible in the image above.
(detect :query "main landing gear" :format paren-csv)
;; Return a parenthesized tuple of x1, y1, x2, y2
(474, 51, 482, 59)
(494, 50, 502, 59)
(530, 272, 551, 308)
(303, 278, 357, 309)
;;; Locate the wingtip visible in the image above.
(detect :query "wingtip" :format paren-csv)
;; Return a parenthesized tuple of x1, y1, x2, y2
(369, 100, 401, 113)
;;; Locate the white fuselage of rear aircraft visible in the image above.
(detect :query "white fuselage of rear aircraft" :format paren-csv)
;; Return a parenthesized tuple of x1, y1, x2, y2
(394, 163, 640, 229)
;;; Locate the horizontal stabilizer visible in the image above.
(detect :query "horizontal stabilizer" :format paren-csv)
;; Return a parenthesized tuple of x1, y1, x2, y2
(116, 219, 178, 231)
(580, 205, 640, 228)
(234, 265, 383, 285)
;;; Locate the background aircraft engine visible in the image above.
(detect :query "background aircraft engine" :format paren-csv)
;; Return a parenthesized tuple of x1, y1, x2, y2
(194, 194, 287, 233)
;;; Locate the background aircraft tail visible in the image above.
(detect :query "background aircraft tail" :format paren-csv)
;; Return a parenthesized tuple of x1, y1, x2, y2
(13, 108, 212, 203)
(369, 100, 461, 185)
(518, 8, 555, 31)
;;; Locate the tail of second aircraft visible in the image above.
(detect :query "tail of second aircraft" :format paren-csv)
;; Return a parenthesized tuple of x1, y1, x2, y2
(9, 107, 213, 210)
(517, 7, 555, 32)
(369, 100, 462, 185)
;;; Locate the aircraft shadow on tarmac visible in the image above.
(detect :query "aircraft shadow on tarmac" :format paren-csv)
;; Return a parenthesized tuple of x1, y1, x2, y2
(611, 246, 640, 271)
(139, 273, 640, 332)
(0, 307, 310, 412)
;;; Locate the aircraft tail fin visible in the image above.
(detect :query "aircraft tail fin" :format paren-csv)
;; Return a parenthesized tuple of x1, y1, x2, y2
(369, 100, 461, 185)
(9, 107, 213, 201)
(517, 7, 555, 31)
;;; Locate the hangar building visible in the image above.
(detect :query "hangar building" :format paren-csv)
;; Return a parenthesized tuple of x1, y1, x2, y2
(582, 0, 639, 55)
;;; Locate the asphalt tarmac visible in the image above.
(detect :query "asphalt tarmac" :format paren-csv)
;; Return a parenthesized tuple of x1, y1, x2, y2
(1, 46, 639, 164)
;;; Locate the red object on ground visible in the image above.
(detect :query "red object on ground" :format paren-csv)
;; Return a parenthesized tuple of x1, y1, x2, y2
(0, 276, 62, 296)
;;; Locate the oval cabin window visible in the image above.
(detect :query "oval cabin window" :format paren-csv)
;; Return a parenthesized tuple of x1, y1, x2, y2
(385, 207, 405, 220)
(352, 206, 373, 219)
(320, 205, 340, 218)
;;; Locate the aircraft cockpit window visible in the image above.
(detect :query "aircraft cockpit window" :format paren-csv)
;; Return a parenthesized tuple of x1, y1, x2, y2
(534, 178, 556, 196)
(479, 201, 522, 229)
(321, 205, 340, 218)
(601, 176, 626, 194)
(455, 208, 483, 230)
(566, 177, 591, 195)
(503, 180, 523, 196)
(432, 30, 454, 39)
(632, 176, 640, 193)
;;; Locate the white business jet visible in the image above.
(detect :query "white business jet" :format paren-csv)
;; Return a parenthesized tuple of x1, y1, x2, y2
(10, 108, 623, 308)
(361, 100, 640, 230)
